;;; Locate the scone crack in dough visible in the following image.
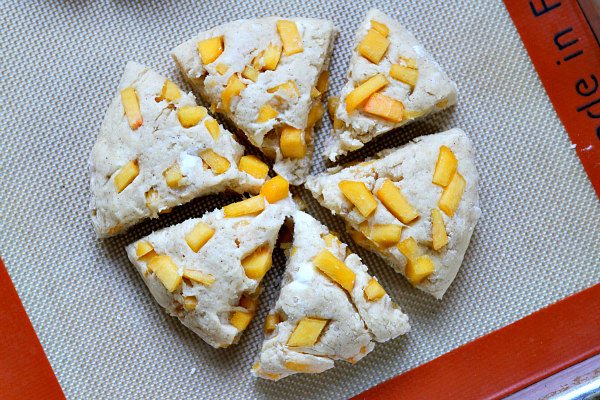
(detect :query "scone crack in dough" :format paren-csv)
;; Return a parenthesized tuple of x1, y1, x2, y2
(89, 62, 265, 238)
(252, 210, 409, 380)
(306, 129, 480, 299)
(326, 9, 458, 160)
(126, 194, 295, 348)
(171, 17, 338, 185)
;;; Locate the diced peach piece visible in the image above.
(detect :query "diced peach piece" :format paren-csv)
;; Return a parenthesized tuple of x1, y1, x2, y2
(431, 209, 448, 250)
(364, 278, 386, 301)
(223, 195, 265, 218)
(276, 20, 303, 55)
(338, 180, 378, 218)
(148, 255, 181, 292)
(397, 237, 421, 260)
(267, 80, 299, 98)
(144, 188, 159, 213)
(121, 87, 143, 130)
(311, 87, 321, 98)
(183, 269, 215, 286)
(215, 63, 229, 75)
(327, 96, 339, 118)
(257, 104, 278, 122)
(390, 64, 419, 88)
(222, 74, 246, 112)
(163, 164, 184, 188)
(178, 105, 207, 128)
(439, 172, 466, 217)
(114, 160, 139, 193)
(287, 317, 328, 347)
(230, 311, 253, 331)
(242, 245, 273, 281)
(197, 36, 224, 64)
(399, 56, 417, 69)
(370, 224, 402, 247)
(284, 361, 316, 373)
(362, 92, 404, 122)
(239, 296, 258, 313)
(376, 179, 419, 224)
(199, 149, 230, 174)
(307, 102, 324, 129)
(135, 241, 154, 258)
(357, 29, 390, 64)
(432, 145, 458, 187)
(241, 65, 259, 82)
(260, 175, 289, 203)
(185, 222, 215, 252)
(370, 20, 389, 37)
(313, 249, 356, 292)
(436, 99, 449, 109)
(264, 313, 280, 333)
(280, 126, 306, 158)
(346, 74, 388, 113)
(403, 108, 425, 120)
(316, 71, 329, 93)
(204, 118, 220, 140)
(406, 255, 435, 284)
(158, 79, 181, 102)
(322, 233, 340, 247)
(183, 296, 198, 311)
(263, 43, 282, 70)
(239, 155, 269, 179)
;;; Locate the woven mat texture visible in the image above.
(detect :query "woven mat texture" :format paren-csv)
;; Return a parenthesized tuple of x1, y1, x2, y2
(0, 0, 598, 399)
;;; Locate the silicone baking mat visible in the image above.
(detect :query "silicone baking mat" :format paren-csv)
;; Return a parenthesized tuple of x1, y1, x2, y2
(0, 0, 598, 399)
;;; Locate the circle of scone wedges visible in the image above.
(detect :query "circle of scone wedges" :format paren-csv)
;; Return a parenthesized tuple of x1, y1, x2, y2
(89, 8, 480, 381)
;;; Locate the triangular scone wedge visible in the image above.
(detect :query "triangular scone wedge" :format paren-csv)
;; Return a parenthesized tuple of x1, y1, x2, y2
(252, 210, 409, 380)
(325, 9, 457, 160)
(171, 18, 337, 185)
(307, 129, 480, 299)
(126, 179, 295, 348)
(90, 62, 267, 238)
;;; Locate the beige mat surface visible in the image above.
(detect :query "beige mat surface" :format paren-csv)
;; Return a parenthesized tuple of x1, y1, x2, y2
(0, 0, 598, 399)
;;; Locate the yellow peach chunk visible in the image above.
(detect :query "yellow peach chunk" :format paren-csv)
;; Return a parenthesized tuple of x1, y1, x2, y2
(148, 255, 181, 292)
(267, 80, 299, 98)
(346, 74, 388, 113)
(390, 64, 419, 87)
(311, 87, 321, 99)
(338, 180, 378, 218)
(204, 118, 220, 140)
(144, 188, 159, 213)
(121, 87, 143, 130)
(114, 160, 139, 193)
(159, 79, 181, 102)
(264, 313, 280, 333)
(135, 241, 154, 258)
(178, 105, 207, 128)
(316, 71, 329, 93)
(184, 222, 215, 253)
(280, 126, 306, 158)
(197, 36, 224, 64)
(362, 92, 404, 122)
(230, 311, 253, 331)
(199, 149, 231, 174)
(284, 361, 316, 373)
(241, 65, 259, 82)
(313, 249, 356, 292)
(439, 173, 466, 217)
(215, 63, 229, 75)
(364, 278, 386, 301)
(163, 164, 184, 188)
(263, 43, 282, 70)
(183, 296, 198, 311)
(260, 175, 289, 203)
(287, 317, 328, 347)
(406, 255, 435, 284)
(397, 237, 421, 261)
(399, 56, 417, 69)
(182, 269, 215, 286)
(432, 146, 458, 187)
(307, 102, 324, 129)
(370, 20, 389, 37)
(276, 20, 303, 55)
(376, 179, 419, 224)
(322, 233, 340, 248)
(242, 245, 273, 281)
(431, 209, 448, 250)
(257, 104, 278, 122)
(402, 108, 426, 120)
(222, 74, 246, 112)
(238, 155, 269, 179)
(223, 195, 265, 218)
(370, 224, 403, 247)
(357, 29, 390, 64)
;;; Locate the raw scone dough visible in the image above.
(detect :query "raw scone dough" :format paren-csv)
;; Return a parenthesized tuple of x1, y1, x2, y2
(89, 62, 264, 238)
(253, 210, 410, 380)
(306, 129, 480, 299)
(126, 195, 294, 348)
(326, 9, 457, 160)
(171, 17, 337, 185)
